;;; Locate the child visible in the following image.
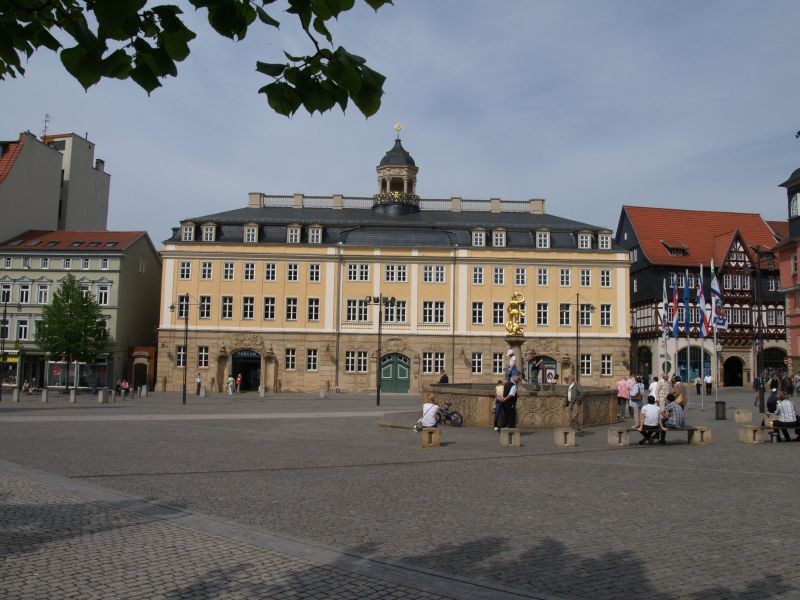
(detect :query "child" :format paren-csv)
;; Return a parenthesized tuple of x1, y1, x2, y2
(493, 379, 505, 431)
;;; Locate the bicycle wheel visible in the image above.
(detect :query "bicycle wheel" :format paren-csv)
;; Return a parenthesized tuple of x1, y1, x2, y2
(449, 411, 464, 427)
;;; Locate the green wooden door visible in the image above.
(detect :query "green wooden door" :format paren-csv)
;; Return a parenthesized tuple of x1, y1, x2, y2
(381, 353, 410, 393)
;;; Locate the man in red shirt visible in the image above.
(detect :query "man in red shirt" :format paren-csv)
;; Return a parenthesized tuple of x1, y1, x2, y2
(614, 375, 629, 421)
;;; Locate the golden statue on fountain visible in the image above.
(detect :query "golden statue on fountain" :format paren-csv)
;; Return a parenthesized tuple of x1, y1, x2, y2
(506, 291, 525, 336)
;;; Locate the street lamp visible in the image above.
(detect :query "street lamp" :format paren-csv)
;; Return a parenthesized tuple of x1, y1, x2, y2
(575, 294, 595, 383)
(169, 294, 190, 405)
(0, 292, 7, 403)
(365, 294, 396, 406)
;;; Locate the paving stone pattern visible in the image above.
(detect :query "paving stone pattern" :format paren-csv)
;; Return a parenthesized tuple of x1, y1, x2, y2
(1, 389, 799, 599)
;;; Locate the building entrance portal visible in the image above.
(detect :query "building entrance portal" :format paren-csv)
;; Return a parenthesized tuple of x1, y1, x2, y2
(381, 353, 410, 393)
(231, 349, 261, 392)
(723, 356, 743, 387)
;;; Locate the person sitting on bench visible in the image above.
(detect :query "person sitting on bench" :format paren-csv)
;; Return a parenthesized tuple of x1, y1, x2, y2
(657, 393, 685, 444)
(637, 395, 667, 445)
(773, 392, 799, 442)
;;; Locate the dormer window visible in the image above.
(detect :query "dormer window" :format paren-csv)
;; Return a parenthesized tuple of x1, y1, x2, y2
(492, 230, 506, 248)
(308, 227, 322, 244)
(536, 231, 550, 249)
(578, 233, 591, 249)
(181, 225, 194, 241)
(471, 230, 485, 247)
(661, 240, 687, 257)
(202, 225, 216, 242)
(244, 226, 258, 243)
(287, 226, 301, 244)
(598, 234, 611, 250)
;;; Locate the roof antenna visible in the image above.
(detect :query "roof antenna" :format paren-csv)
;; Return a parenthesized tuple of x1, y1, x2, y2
(42, 113, 52, 140)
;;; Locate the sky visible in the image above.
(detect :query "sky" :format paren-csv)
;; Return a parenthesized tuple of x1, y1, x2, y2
(3, 0, 800, 244)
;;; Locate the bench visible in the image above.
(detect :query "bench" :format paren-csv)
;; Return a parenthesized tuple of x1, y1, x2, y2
(609, 426, 711, 446)
(760, 425, 800, 444)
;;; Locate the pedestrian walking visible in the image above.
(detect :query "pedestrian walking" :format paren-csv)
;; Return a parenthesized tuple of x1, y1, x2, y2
(195, 372, 202, 395)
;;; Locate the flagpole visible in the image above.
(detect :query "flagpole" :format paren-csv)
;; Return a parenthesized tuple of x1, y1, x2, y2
(699, 264, 704, 412)
(685, 269, 692, 410)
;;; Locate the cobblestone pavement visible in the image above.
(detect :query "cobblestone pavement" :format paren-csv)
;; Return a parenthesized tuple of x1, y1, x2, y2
(1, 388, 799, 599)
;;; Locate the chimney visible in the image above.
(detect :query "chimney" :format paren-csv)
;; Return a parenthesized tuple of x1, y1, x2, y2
(529, 198, 545, 214)
(247, 192, 263, 208)
(95, 158, 105, 173)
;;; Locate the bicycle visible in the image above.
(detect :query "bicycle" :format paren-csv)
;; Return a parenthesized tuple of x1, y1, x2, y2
(438, 402, 464, 427)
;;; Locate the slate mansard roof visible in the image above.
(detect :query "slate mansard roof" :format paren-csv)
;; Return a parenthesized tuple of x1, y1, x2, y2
(166, 200, 619, 250)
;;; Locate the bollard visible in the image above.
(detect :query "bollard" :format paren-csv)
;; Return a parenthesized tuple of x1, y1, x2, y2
(714, 401, 726, 420)
(12, 388, 19, 402)
(141, 384, 148, 397)
(200, 386, 207, 398)
(421, 427, 440, 448)
(41, 389, 48, 403)
(97, 389, 107, 404)
(110, 390, 116, 403)
(554, 427, 575, 447)
(500, 428, 520, 447)
(320, 387, 327, 399)
(69, 389, 76, 403)
(259, 386, 266, 398)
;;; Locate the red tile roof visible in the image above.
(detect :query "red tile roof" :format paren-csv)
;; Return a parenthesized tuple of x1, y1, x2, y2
(0, 230, 147, 252)
(0, 133, 25, 184)
(622, 205, 780, 267)
(767, 220, 788, 241)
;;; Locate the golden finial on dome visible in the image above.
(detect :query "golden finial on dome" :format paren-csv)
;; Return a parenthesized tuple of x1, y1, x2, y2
(393, 122, 403, 138)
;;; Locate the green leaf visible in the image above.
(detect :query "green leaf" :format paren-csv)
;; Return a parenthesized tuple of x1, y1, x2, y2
(328, 50, 361, 93)
(363, 0, 393, 10)
(255, 61, 285, 77)
(101, 49, 132, 79)
(94, 0, 147, 40)
(256, 6, 281, 28)
(311, 16, 332, 43)
(261, 81, 301, 116)
(352, 83, 382, 117)
(60, 45, 102, 89)
(129, 61, 162, 93)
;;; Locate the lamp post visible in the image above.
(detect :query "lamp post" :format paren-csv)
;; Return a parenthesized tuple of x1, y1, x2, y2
(575, 294, 595, 383)
(365, 294, 396, 406)
(169, 294, 190, 405)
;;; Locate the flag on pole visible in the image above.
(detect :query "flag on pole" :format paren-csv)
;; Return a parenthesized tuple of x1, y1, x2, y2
(697, 264, 709, 338)
(710, 260, 728, 330)
(671, 279, 680, 337)
(662, 278, 669, 339)
(683, 269, 691, 334)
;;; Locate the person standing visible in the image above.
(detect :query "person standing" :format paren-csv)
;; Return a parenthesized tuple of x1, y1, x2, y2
(195, 372, 202, 396)
(564, 375, 583, 433)
(694, 375, 702, 395)
(506, 349, 519, 380)
(704, 373, 713, 395)
(531, 356, 544, 387)
(672, 376, 686, 407)
(614, 374, 629, 421)
(235, 373, 242, 394)
(438, 369, 449, 384)
(227, 375, 235, 395)
(655, 373, 672, 409)
(647, 376, 659, 402)
(499, 374, 519, 430)
(628, 376, 644, 427)
(493, 379, 505, 431)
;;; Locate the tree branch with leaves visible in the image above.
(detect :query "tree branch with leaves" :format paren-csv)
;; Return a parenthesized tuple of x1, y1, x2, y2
(0, 0, 391, 117)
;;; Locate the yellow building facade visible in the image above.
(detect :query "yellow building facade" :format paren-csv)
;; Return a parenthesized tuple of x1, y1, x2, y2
(157, 138, 630, 393)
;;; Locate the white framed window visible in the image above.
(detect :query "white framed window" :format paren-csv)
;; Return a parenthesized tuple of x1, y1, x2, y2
(422, 352, 445, 374)
(423, 265, 445, 283)
(347, 263, 370, 281)
(599, 235, 611, 250)
(97, 285, 110, 306)
(515, 267, 527, 286)
(472, 301, 484, 325)
(202, 225, 215, 242)
(384, 300, 406, 322)
(243, 262, 255, 281)
(560, 303, 571, 326)
(471, 230, 485, 247)
(40, 257, 49, 269)
(631, 248, 638, 263)
(263, 297, 275, 320)
(63, 258, 71, 269)
(287, 227, 301, 244)
(3, 257, 11, 269)
(471, 352, 483, 374)
(601, 354, 612, 376)
(82, 258, 90, 270)
(678, 273, 686, 288)
(600, 269, 611, 288)
(580, 353, 591, 376)
(578, 233, 591, 249)
(537, 302, 548, 326)
(309, 227, 322, 244)
(176, 295, 189, 319)
(100, 258, 109, 270)
(244, 226, 258, 243)
(536, 231, 550, 249)
(306, 349, 318, 371)
(285, 297, 298, 320)
(560, 268, 571, 287)
(346, 299, 369, 322)
(308, 263, 320, 282)
(223, 262, 235, 280)
(600, 304, 611, 327)
(345, 351, 369, 373)
(493, 230, 506, 247)
(285, 348, 296, 370)
(580, 304, 593, 326)
(176, 345, 186, 367)
(307, 298, 320, 321)
(493, 302, 504, 325)
(580, 268, 591, 287)
(537, 267, 549, 286)
(723, 274, 732, 290)
(792, 254, 798, 276)
(200, 261, 213, 280)
(18, 284, 30, 304)
(36, 284, 49, 305)
(422, 301, 445, 323)
(199, 295, 211, 319)
(493, 353, 504, 374)
(198, 346, 209, 368)
(181, 225, 194, 241)
(493, 267, 505, 285)
(221, 296, 233, 319)
(179, 261, 191, 280)
(242, 296, 254, 319)
(385, 264, 407, 282)
(472, 266, 484, 285)
(357, 351, 368, 372)
(0, 283, 10, 303)
(287, 263, 299, 282)
(264, 263, 276, 281)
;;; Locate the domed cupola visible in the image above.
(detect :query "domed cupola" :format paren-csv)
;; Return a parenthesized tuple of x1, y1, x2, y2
(373, 123, 420, 215)
(780, 166, 800, 238)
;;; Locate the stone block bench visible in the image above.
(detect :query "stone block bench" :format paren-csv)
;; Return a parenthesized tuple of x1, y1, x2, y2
(608, 426, 711, 446)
